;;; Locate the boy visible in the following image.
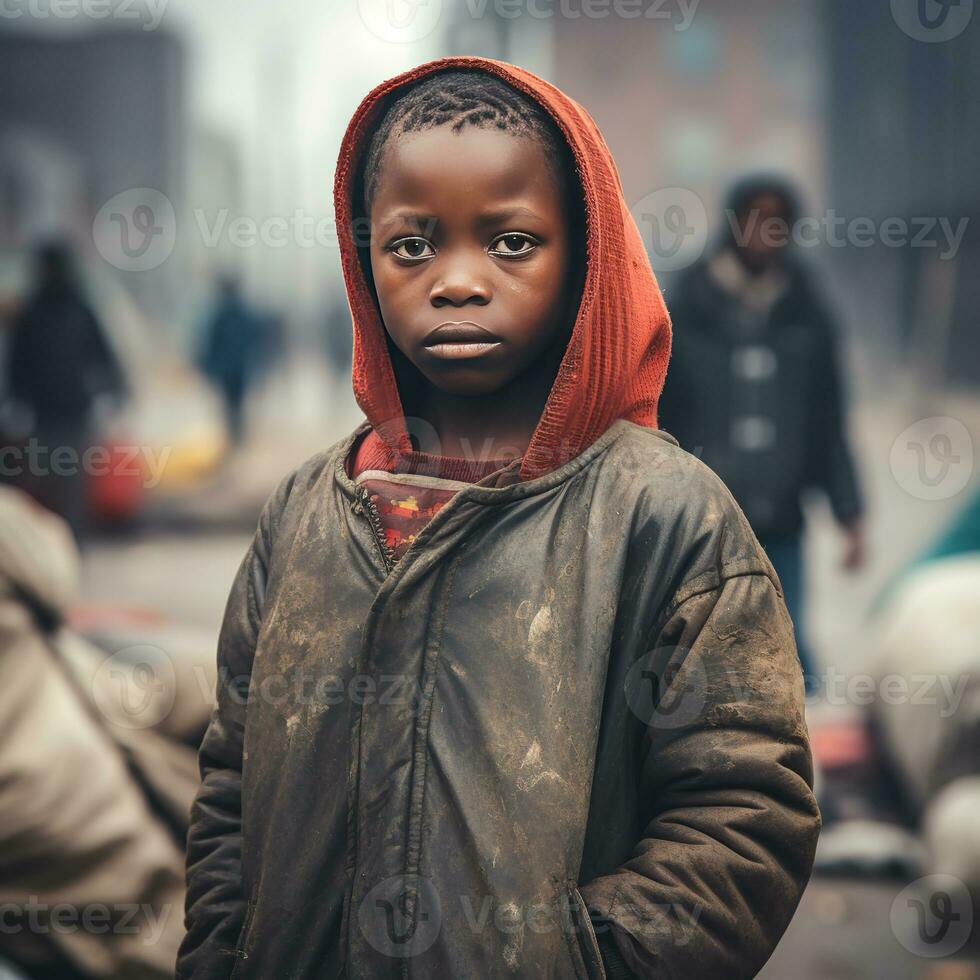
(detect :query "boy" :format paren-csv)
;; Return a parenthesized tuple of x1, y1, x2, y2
(178, 59, 819, 980)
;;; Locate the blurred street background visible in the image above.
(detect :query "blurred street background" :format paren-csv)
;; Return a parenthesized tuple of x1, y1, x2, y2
(1, 1, 979, 978)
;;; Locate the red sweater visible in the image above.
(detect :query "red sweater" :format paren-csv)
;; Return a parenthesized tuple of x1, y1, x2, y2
(346, 428, 517, 563)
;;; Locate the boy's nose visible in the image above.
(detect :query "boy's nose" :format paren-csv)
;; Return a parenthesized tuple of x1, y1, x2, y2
(429, 268, 491, 308)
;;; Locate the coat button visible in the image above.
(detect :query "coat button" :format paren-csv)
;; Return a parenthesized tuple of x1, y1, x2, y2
(351, 499, 364, 515)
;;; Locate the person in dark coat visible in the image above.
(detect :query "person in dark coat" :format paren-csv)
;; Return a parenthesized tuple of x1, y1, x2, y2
(198, 277, 265, 446)
(6, 241, 126, 538)
(659, 176, 866, 695)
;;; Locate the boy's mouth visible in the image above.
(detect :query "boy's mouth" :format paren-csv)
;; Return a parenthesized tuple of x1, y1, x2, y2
(422, 321, 503, 360)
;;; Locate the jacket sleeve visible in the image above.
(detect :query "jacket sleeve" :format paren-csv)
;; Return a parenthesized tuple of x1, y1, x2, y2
(807, 310, 863, 527)
(176, 482, 284, 979)
(580, 565, 821, 979)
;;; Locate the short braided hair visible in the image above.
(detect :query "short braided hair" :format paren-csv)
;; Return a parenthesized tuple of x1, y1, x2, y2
(361, 69, 574, 211)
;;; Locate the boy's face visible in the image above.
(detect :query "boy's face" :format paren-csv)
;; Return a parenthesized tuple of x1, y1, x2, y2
(368, 125, 572, 397)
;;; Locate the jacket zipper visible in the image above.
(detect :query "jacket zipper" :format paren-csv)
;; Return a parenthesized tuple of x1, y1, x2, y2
(356, 487, 395, 573)
(344, 486, 395, 967)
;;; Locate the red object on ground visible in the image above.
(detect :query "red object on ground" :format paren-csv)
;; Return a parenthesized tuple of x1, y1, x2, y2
(87, 441, 145, 523)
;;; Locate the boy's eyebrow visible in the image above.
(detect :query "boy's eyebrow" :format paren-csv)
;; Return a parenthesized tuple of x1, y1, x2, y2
(475, 206, 546, 226)
(373, 206, 546, 233)
(375, 211, 439, 232)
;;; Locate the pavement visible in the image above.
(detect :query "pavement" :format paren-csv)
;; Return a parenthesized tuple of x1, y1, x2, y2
(761, 875, 975, 980)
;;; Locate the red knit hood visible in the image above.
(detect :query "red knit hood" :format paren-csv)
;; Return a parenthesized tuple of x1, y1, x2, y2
(334, 56, 671, 481)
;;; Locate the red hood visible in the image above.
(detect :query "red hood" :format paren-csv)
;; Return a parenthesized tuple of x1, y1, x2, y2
(334, 56, 671, 481)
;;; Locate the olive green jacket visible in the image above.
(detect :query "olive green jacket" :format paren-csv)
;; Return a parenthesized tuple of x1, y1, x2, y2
(178, 420, 819, 980)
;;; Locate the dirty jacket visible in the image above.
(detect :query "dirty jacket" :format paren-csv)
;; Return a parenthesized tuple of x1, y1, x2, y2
(178, 57, 820, 980)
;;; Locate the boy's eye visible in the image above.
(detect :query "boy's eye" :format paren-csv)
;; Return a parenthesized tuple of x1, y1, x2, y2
(388, 237, 435, 261)
(488, 233, 538, 258)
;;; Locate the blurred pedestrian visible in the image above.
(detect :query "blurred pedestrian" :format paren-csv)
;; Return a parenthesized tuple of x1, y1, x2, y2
(660, 175, 866, 694)
(323, 296, 353, 378)
(197, 275, 264, 447)
(6, 240, 126, 539)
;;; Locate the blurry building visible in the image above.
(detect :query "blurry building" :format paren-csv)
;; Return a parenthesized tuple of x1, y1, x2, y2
(441, 0, 979, 396)
(825, 0, 980, 389)
(0, 27, 186, 322)
(550, 0, 826, 233)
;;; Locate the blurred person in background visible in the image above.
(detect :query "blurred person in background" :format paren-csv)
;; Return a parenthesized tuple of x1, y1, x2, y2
(197, 275, 265, 447)
(323, 297, 353, 380)
(0, 486, 215, 980)
(659, 175, 865, 695)
(6, 241, 126, 540)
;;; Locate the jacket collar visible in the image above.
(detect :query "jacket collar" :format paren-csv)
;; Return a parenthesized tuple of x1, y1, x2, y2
(333, 419, 675, 507)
